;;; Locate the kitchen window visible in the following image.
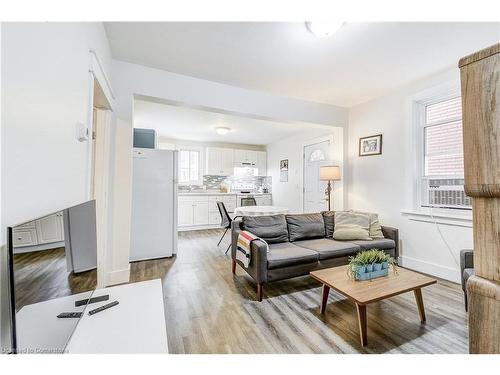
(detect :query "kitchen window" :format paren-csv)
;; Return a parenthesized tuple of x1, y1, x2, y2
(415, 95, 471, 210)
(178, 149, 201, 185)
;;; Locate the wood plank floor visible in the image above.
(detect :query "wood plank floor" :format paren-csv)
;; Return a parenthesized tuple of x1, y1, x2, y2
(13, 248, 96, 311)
(132, 229, 469, 354)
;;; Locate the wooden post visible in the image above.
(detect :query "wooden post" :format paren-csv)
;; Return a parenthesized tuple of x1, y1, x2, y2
(459, 43, 500, 354)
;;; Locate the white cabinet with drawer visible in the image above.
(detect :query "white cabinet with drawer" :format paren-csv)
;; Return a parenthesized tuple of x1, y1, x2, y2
(13, 212, 64, 249)
(255, 195, 272, 206)
(208, 195, 236, 224)
(12, 228, 38, 247)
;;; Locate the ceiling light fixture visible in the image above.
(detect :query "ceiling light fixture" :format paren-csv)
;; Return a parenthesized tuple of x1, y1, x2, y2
(215, 127, 231, 135)
(305, 21, 344, 38)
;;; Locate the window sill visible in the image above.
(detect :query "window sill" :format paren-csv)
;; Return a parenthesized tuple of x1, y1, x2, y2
(401, 210, 472, 228)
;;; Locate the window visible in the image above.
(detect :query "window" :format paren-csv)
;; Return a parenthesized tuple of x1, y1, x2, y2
(178, 149, 200, 184)
(309, 149, 326, 162)
(417, 95, 471, 210)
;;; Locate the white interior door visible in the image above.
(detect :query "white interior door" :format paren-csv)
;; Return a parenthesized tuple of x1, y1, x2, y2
(303, 140, 332, 213)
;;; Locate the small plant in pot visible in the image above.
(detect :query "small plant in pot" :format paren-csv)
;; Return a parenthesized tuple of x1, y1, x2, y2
(348, 249, 397, 281)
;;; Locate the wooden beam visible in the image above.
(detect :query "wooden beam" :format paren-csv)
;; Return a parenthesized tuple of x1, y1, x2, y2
(459, 42, 500, 354)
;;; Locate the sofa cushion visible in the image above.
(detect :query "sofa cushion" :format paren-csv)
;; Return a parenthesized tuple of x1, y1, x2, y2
(286, 213, 325, 242)
(267, 242, 319, 269)
(321, 211, 335, 238)
(242, 214, 289, 244)
(351, 238, 395, 250)
(294, 238, 361, 260)
(333, 211, 372, 241)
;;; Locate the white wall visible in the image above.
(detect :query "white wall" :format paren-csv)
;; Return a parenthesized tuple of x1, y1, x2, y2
(0, 22, 112, 352)
(347, 68, 473, 283)
(267, 127, 345, 214)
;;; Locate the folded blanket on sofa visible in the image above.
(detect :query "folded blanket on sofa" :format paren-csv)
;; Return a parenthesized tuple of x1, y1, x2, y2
(236, 230, 268, 268)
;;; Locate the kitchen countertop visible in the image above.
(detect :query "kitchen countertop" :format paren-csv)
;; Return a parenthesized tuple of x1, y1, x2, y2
(178, 191, 272, 196)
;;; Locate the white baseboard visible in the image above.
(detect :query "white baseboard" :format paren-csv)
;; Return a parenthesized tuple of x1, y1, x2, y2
(400, 256, 461, 284)
(105, 265, 131, 286)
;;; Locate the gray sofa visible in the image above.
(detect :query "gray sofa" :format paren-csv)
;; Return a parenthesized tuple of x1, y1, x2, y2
(231, 212, 399, 301)
(460, 249, 474, 311)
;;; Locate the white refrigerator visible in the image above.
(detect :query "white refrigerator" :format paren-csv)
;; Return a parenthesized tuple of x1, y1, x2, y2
(130, 148, 178, 261)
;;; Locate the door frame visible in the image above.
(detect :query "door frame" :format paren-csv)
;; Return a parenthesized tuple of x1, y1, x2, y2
(86, 50, 115, 288)
(302, 134, 335, 213)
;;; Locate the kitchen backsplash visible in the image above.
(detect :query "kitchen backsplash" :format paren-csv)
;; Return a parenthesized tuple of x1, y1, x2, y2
(179, 175, 272, 192)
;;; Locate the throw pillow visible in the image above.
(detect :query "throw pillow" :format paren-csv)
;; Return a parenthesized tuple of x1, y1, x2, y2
(354, 211, 385, 239)
(321, 211, 335, 238)
(333, 211, 372, 241)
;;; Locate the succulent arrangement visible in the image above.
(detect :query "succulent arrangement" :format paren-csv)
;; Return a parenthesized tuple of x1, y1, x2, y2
(347, 249, 397, 280)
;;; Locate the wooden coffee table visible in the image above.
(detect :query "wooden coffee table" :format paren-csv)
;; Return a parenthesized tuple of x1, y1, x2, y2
(310, 265, 437, 346)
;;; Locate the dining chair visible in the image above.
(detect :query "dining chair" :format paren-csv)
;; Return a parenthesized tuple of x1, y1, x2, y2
(240, 197, 257, 206)
(216, 201, 240, 254)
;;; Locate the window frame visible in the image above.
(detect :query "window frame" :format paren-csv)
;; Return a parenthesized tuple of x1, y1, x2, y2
(412, 82, 470, 212)
(177, 147, 202, 186)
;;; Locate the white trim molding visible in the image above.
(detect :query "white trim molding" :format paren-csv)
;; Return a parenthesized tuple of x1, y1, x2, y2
(400, 255, 460, 284)
(105, 265, 131, 286)
(401, 210, 472, 228)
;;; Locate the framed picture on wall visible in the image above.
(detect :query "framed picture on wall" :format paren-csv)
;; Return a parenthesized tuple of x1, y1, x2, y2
(359, 134, 382, 156)
(280, 159, 288, 182)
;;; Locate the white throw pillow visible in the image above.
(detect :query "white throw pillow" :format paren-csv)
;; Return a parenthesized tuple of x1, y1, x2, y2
(333, 211, 372, 241)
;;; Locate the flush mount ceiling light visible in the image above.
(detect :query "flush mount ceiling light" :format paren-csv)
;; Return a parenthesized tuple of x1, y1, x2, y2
(305, 21, 344, 38)
(215, 127, 231, 135)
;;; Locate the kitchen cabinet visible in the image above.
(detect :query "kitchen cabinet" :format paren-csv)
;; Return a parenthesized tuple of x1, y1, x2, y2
(234, 149, 257, 166)
(208, 195, 236, 224)
(178, 196, 210, 227)
(178, 194, 238, 228)
(255, 195, 272, 206)
(13, 212, 64, 248)
(256, 151, 267, 176)
(206, 147, 234, 176)
(178, 200, 195, 226)
(36, 213, 64, 244)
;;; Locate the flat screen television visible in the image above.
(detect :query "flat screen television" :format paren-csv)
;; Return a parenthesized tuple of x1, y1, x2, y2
(5, 200, 98, 354)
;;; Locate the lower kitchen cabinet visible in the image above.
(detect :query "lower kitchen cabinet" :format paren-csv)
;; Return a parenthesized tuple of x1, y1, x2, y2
(12, 212, 64, 250)
(178, 194, 237, 230)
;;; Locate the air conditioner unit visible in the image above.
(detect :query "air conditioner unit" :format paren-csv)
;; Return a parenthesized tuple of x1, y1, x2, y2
(422, 178, 471, 209)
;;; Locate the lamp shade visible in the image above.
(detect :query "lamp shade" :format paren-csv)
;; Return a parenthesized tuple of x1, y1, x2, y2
(320, 166, 341, 181)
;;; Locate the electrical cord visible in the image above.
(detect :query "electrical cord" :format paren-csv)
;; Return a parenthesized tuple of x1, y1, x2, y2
(428, 206, 460, 267)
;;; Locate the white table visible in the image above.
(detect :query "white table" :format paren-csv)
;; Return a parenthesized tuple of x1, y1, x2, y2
(234, 206, 289, 217)
(16, 279, 168, 354)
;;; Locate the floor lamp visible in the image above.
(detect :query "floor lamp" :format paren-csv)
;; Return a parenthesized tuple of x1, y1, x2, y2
(320, 166, 341, 211)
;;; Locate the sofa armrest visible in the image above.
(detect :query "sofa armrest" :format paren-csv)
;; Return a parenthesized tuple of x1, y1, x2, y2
(460, 249, 474, 292)
(231, 219, 268, 283)
(460, 249, 474, 270)
(381, 225, 399, 260)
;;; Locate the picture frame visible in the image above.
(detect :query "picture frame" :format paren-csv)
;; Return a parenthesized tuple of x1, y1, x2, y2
(359, 134, 382, 156)
(280, 159, 288, 182)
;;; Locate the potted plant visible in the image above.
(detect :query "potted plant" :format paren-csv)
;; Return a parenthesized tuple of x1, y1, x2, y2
(348, 249, 397, 281)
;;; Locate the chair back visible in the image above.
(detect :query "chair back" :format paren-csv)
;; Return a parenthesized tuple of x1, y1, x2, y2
(241, 197, 257, 207)
(216, 201, 232, 228)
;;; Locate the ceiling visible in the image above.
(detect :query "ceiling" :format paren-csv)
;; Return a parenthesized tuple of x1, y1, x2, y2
(133, 99, 329, 145)
(105, 22, 499, 107)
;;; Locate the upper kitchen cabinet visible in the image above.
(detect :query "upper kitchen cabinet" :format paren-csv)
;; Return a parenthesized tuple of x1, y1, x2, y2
(256, 151, 267, 176)
(206, 147, 234, 176)
(234, 149, 257, 167)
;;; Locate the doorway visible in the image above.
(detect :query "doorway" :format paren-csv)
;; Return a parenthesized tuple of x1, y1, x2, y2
(303, 138, 332, 213)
